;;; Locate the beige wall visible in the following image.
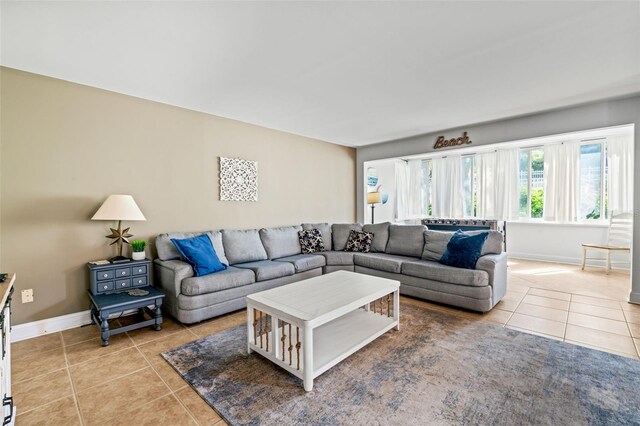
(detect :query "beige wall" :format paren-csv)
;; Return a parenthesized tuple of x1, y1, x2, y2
(0, 67, 356, 324)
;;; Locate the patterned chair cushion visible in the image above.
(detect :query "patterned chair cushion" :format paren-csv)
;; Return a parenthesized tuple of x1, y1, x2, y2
(344, 230, 374, 253)
(298, 229, 325, 254)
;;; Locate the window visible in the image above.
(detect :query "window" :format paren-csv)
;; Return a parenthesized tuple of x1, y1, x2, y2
(519, 147, 544, 218)
(421, 159, 433, 216)
(579, 142, 606, 220)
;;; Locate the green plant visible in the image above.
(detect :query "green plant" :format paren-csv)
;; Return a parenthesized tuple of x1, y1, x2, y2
(130, 240, 146, 253)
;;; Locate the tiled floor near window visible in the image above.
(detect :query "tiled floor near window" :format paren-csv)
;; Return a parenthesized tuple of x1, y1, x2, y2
(11, 259, 639, 425)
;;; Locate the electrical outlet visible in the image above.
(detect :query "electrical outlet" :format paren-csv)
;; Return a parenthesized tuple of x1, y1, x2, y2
(21, 289, 34, 303)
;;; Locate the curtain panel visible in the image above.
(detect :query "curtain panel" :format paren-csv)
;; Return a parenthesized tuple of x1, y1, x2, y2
(607, 135, 634, 214)
(476, 149, 520, 220)
(431, 156, 463, 218)
(543, 141, 581, 222)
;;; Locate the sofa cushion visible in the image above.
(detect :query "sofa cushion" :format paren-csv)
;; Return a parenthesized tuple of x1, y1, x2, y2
(171, 234, 227, 276)
(298, 229, 325, 254)
(385, 224, 427, 257)
(353, 253, 414, 274)
(274, 254, 326, 273)
(439, 230, 489, 269)
(344, 230, 373, 253)
(234, 260, 295, 281)
(402, 260, 489, 287)
(222, 229, 268, 264)
(181, 266, 255, 296)
(317, 251, 356, 266)
(422, 230, 503, 261)
(362, 222, 390, 252)
(302, 223, 332, 251)
(259, 226, 302, 259)
(156, 231, 228, 265)
(332, 223, 363, 251)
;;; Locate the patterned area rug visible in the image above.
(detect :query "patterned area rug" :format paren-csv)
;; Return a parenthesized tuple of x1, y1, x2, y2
(162, 304, 640, 425)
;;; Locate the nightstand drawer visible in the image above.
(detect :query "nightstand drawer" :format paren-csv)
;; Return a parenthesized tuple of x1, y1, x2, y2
(132, 276, 147, 287)
(98, 281, 115, 293)
(116, 278, 131, 290)
(97, 270, 115, 281)
(116, 268, 131, 278)
(132, 265, 147, 276)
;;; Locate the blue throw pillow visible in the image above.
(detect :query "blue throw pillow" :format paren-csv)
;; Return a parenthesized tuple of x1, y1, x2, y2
(171, 234, 227, 276)
(439, 230, 488, 269)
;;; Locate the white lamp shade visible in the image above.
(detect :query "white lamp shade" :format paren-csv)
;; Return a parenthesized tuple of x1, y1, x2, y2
(367, 192, 382, 204)
(91, 195, 146, 221)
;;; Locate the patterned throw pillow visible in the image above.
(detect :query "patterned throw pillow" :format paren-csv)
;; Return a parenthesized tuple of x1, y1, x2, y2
(344, 230, 374, 253)
(298, 229, 325, 254)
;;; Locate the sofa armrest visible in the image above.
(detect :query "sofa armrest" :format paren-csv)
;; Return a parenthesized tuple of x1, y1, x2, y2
(154, 259, 194, 297)
(476, 252, 508, 305)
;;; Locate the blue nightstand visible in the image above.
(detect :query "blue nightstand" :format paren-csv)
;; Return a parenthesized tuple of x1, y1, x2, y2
(88, 286, 165, 346)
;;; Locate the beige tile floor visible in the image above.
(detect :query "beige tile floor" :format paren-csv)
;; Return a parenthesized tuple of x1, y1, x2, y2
(11, 259, 639, 425)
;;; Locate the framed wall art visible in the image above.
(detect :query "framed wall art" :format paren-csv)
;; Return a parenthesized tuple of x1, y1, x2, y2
(219, 157, 258, 201)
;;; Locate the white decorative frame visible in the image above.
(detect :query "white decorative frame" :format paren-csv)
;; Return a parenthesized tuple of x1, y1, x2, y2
(219, 157, 258, 201)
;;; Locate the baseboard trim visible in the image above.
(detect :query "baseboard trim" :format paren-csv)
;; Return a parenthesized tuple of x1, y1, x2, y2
(508, 252, 630, 270)
(12, 310, 92, 343)
(12, 308, 140, 343)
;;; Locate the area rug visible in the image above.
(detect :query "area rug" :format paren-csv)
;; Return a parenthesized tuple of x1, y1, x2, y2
(162, 304, 640, 425)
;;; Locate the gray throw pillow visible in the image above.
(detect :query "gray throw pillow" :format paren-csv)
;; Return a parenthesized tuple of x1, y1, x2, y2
(362, 222, 390, 253)
(259, 226, 302, 259)
(385, 224, 427, 257)
(222, 229, 268, 264)
(332, 223, 363, 251)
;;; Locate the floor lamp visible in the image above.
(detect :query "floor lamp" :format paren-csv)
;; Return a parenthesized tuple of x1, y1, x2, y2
(367, 192, 382, 224)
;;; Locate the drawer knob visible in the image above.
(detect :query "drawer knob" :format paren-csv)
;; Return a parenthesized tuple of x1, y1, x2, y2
(103, 274, 108, 278)
(121, 271, 126, 276)
(103, 285, 108, 290)
(138, 280, 142, 284)
(138, 269, 142, 273)
(121, 282, 126, 286)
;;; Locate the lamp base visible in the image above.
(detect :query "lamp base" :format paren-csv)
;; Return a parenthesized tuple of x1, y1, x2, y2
(108, 256, 131, 264)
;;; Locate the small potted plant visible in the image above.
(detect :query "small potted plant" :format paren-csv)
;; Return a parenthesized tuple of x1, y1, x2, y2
(130, 240, 146, 260)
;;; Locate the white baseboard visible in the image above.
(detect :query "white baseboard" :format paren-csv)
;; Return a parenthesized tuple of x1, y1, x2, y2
(629, 291, 640, 304)
(508, 252, 630, 270)
(12, 308, 140, 343)
(12, 310, 92, 343)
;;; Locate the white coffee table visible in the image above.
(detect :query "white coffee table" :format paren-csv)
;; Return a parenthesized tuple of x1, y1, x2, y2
(246, 270, 400, 391)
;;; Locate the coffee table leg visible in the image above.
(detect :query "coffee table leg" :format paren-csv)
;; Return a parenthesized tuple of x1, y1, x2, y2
(394, 290, 400, 331)
(303, 324, 313, 391)
(247, 306, 253, 354)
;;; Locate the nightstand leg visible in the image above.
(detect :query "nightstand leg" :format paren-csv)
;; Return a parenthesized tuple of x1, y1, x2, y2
(100, 316, 110, 346)
(154, 303, 163, 331)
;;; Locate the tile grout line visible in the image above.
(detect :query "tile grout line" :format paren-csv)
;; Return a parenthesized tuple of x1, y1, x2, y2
(563, 294, 572, 342)
(61, 332, 86, 426)
(131, 341, 202, 425)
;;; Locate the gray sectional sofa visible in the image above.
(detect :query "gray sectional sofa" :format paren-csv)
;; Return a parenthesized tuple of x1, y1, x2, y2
(154, 222, 507, 324)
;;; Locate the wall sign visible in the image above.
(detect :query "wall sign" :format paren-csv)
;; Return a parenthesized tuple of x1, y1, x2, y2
(219, 157, 258, 201)
(434, 131, 472, 149)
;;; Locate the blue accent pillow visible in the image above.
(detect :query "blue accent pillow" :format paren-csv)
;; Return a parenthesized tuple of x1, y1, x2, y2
(171, 234, 227, 276)
(439, 230, 488, 269)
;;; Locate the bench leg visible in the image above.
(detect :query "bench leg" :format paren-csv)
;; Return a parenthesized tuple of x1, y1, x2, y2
(606, 251, 611, 275)
(581, 247, 587, 270)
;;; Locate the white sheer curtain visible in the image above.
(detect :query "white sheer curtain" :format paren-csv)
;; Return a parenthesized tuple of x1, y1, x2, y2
(431, 156, 463, 218)
(543, 141, 581, 222)
(395, 159, 425, 221)
(607, 135, 634, 214)
(476, 148, 520, 220)
(394, 160, 410, 221)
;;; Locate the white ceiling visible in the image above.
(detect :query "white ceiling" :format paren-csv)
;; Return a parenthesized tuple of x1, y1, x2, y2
(2, 2, 639, 147)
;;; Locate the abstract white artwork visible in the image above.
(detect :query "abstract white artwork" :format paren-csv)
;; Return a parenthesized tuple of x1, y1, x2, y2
(219, 157, 258, 201)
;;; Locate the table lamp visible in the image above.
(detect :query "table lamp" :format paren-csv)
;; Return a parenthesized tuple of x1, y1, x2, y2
(91, 194, 146, 263)
(367, 191, 382, 224)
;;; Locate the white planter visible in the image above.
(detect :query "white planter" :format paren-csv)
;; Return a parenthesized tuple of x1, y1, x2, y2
(132, 251, 145, 261)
